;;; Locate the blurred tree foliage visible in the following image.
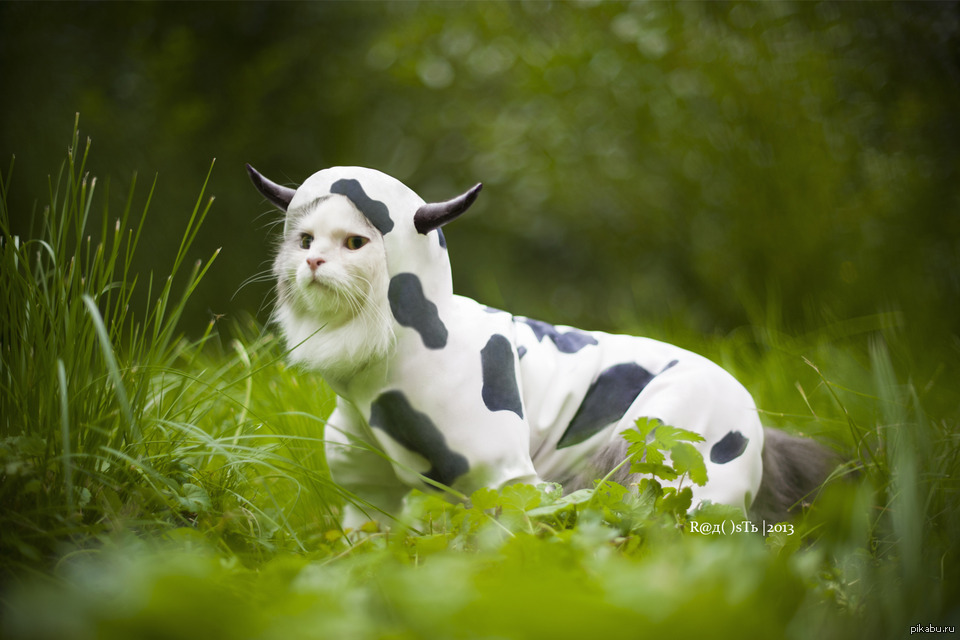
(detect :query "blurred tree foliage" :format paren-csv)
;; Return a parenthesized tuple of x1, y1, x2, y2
(1, 1, 958, 347)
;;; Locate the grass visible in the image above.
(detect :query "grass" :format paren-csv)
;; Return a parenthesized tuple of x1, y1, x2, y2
(1, 122, 958, 639)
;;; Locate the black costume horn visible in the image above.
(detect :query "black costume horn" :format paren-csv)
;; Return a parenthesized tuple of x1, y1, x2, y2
(413, 183, 483, 235)
(246, 164, 297, 212)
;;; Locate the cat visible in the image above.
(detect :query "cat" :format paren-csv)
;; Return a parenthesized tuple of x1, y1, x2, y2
(271, 190, 394, 381)
(249, 163, 835, 528)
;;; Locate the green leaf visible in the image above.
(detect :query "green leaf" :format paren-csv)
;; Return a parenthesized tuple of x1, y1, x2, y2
(469, 487, 500, 512)
(652, 423, 705, 448)
(411, 533, 450, 557)
(526, 488, 594, 519)
(622, 418, 708, 485)
(498, 484, 542, 512)
(629, 461, 678, 481)
(178, 483, 211, 513)
(670, 442, 708, 487)
(622, 417, 664, 467)
(658, 486, 693, 517)
(622, 417, 660, 443)
(637, 478, 664, 503)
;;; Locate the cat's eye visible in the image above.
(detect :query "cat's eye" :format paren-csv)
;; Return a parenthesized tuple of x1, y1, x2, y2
(345, 236, 369, 251)
(299, 234, 313, 250)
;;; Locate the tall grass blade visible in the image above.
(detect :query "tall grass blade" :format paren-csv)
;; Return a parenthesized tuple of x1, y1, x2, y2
(57, 360, 75, 517)
(82, 294, 138, 441)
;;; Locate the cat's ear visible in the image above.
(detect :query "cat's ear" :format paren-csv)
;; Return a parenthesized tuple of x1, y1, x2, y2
(246, 164, 297, 212)
(413, 183, 483, 235)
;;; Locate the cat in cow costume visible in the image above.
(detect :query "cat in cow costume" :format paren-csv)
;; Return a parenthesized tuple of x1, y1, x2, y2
(247, 164, 832, 528)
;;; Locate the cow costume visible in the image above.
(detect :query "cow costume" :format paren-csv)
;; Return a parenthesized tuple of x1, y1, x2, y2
(248, 164, 829, 528)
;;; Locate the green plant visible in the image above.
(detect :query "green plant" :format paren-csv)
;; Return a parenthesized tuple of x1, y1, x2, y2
(0, 115, 218, 566)
(0, 118, 346, 573)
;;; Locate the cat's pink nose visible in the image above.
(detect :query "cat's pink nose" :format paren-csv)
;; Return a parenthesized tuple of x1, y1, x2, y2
(307, 257, 325, 271)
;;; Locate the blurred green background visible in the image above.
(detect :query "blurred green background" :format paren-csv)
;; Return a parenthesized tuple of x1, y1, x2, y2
(2, 1, 958, 346)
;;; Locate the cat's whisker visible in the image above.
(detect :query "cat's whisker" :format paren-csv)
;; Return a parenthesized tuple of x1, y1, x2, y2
(233, 269, 278, 300)
(254, 210, 286, 234)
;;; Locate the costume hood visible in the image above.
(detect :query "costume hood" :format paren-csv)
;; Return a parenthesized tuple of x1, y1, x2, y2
(247, 164, 480, 310)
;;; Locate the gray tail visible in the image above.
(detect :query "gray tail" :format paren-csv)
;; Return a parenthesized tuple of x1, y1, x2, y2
(750, 427, 837, 523)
